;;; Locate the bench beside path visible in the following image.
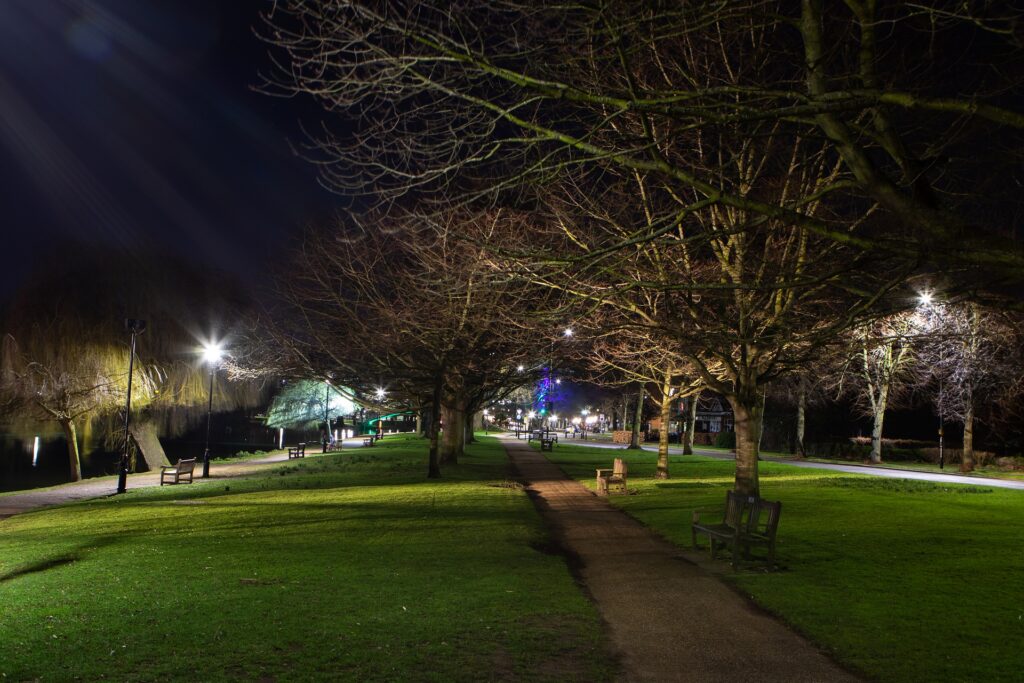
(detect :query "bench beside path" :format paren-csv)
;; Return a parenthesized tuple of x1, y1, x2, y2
(501, 436, 861, 683)
(0, 450, 292, 520)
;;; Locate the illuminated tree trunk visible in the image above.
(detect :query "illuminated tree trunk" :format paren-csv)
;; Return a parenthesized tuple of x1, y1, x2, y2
(870, 387, 888, 464)
(59, 418, 82, 482)
(728, 386, 761, 497)
(961, 395, 975, 472)
(656, 373, 672, 479)
(684, 396, 697, 455)
(628, 386, 644, 450)
(129, 420, 171, 471)
(795, 380, 806, 458)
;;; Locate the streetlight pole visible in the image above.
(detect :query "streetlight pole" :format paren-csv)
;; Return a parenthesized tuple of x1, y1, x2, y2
(200, 342, 223, 479)
(202, 367, 214, 478)
(117, 319, 146, 494)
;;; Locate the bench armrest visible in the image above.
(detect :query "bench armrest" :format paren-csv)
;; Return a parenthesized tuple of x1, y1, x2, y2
(160, 465, 175, 472)
(596, 468, 613, 476)
(691, 510, 723, 524)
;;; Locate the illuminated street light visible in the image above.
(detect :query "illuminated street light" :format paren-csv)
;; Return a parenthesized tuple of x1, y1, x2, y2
(375, 387, 386, 400)
(918, 291, 933, 307)
(201, 341, 224, 479)
(563, 327, 573, 337)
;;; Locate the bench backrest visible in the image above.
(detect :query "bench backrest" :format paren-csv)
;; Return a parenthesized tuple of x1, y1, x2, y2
(613, 458, 627, 477)
(176, 458, 196, 474)
(724, 490, 754, 528)
(746, 498, 782, 538)
(722, 491, 782, 535)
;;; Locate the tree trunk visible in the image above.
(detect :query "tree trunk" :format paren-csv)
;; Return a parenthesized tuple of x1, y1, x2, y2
(465, 411, 476, 444)
(870, 400, 886, 464)
(795, 380, 806, 458)
(59, 419, 82, 482)
(684, 395, 697, 455)
(129, 420, 171, 471)
(440, 403, 464, 465)
(427, 377, 442, 478)
(656, 374, 672, 479)
(756, 387, 767, 456)
(627, 386, 644, 449)
(728, 394, 761, 497)
(961, 397, 975, 473)
(416, 411, 424, 438)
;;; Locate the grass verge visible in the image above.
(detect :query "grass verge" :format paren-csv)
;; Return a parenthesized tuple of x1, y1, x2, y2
(543, 442, 1024, 683)
(0, 435, 616, 682)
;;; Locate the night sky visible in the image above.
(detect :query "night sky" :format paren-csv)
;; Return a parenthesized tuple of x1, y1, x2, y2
(0, 0, 337, 297)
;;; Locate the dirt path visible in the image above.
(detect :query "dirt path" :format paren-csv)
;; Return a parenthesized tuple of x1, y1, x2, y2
(0, 450, 298, 520)
(502, 437, 861, 683)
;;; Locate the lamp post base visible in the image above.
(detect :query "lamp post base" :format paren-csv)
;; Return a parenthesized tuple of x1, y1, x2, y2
(116, 458, 128, 494)
(202, 449, 211, 478)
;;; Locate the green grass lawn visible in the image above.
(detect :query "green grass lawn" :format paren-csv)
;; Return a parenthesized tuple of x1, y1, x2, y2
(544, 443, 1024, 683)
(0, 436, 616, 682)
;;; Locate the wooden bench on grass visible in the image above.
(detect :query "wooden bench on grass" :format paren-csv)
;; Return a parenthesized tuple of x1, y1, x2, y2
(691, 491, 782, 570)
(288, 443, 306, 459)
(595, 458, 628, 495)
(160, 458, 196, 486)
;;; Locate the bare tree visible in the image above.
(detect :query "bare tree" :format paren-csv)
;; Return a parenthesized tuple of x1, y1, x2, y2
(915, 302, 1023, 470)
(262, 1, 1024, 286)
(259, 1, 1021, 496)
(831, 312, 924, 463)
(576, 319, 700, 478)
(242, 210, 546, 477)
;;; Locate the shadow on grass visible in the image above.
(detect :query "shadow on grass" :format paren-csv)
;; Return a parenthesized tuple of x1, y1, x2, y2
(0, 536, 116, 583)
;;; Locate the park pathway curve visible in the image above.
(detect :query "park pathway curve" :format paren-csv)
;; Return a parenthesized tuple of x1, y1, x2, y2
(501, 437, 861, 683)
(0, 450, 296, 520)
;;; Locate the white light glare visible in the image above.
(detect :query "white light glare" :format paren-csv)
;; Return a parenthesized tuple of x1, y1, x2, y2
(563, 328, 574, 337)
(517, 365, 525, 372)
(202, 342, 224, 365)
(375, 387, 386, 400)
(918, 291, 934, 307)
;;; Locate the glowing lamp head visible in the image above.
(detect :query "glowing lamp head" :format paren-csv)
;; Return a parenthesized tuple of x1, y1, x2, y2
(517, 365, 525, 372)
(375, 387, 386, 400)
(918, 291, 934, 307)
(202, 343, 223, 365)
(563, 327, 573, 337)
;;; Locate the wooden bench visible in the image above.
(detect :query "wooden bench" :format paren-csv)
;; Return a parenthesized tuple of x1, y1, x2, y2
(691, 491, 782, 570)
(160, 458, 196, 486)
(288, 444, 306, 459)
(595, 458, 627, 495)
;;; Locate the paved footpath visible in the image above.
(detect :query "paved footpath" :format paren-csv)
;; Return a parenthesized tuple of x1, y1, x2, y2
(0, 448, 315, 520)
(501, 436, 861, 683)
(552, 437, 1024, 491)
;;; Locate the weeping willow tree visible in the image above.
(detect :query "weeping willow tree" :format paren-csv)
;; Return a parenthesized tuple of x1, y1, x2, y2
(0, 247, 265, 482)
(265, 380, 358, 430)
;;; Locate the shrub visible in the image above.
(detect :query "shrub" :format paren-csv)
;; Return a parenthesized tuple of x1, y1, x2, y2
(714, 431, 736, 449)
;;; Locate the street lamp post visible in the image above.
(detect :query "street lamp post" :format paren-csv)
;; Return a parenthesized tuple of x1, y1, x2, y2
(117, 319, 146, 495)
(201, 343, 223, 479)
